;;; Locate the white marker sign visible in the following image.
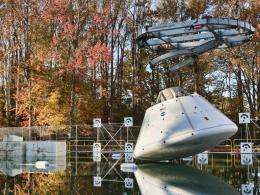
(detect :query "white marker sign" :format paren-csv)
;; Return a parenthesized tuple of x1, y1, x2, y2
(93, 176, 102, 187)
(197, 152, 208, 165)
(241, 154, 253, 165)
(93, 143, 101, 153)
(241, 183, 254, 195)
(125, 143, 134, 153)
(240, 142, 253, 154)
(240, 142, 253, 165)
(93, 143, 101, 162)
(125, 178, 134, 189)
(124, 117, 133, 127)
(93, 118, 102, 127)
(239, 113, 250, 124)
(93, 154, 101, 162)
(125, 153, 134, 163)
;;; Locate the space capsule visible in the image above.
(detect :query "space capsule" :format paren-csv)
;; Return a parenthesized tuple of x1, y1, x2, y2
(134, 87, 237, 160)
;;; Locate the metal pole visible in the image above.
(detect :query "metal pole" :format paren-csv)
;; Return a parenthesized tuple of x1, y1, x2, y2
(97, 162, 101, 176)
(246, 123, 250, 178)
(97, 127, 100, 142)
(127, 127, 129, 142)
(247, 165, 250, 181)
(246, 123, 249, 142)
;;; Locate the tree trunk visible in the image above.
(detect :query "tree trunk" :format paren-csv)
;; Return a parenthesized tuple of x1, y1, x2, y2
(193, 59, 202, 93)
(69, 73, 76, 137)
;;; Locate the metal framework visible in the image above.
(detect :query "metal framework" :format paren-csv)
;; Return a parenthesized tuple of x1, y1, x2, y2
(137, 18, 255, 71)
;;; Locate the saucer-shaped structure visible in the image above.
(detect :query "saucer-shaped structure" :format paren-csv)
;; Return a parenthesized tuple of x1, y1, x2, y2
(134, 87, 237, 160)
(137, 18, 255, 71)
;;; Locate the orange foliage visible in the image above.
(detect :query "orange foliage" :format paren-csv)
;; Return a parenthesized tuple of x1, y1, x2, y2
(88, 42, 111, 66)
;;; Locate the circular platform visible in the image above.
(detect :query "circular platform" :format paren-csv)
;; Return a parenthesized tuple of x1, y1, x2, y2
(137, 18, 255, 72)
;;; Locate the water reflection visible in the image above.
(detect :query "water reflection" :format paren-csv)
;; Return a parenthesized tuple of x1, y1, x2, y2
(0, 154, 258, 194)
(135, 163, 239, 195)
(0, 156, 66, 177)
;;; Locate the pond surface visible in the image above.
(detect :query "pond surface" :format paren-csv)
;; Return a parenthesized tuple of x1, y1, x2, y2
(0, 154, 259, 195)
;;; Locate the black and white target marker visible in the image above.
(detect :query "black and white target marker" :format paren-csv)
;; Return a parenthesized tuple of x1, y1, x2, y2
(93, 118, 102, 128)
(239, 113, 250, 124)
(124, 117, 133, 127)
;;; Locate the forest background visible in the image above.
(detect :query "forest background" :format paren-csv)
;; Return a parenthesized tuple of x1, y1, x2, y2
(0, 0, 259, 139)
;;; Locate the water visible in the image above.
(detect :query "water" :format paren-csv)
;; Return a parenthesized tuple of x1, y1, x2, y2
(0, 154, 259, 195)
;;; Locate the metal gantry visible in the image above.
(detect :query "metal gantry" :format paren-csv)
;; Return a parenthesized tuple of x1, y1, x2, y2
(92, 119, 136, 163)
(93, 155, 135, 190)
